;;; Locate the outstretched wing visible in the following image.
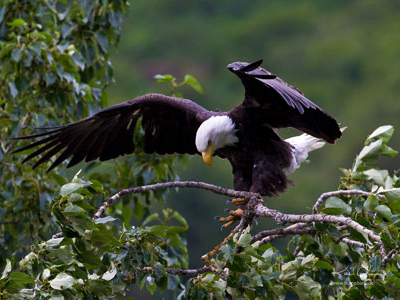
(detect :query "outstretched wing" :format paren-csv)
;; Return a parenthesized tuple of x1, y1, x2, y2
(13, 93, 211, 171)
(228, 60, 342, 143)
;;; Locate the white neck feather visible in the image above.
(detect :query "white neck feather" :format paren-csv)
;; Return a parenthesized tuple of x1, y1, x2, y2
(195, 116, 239, 152)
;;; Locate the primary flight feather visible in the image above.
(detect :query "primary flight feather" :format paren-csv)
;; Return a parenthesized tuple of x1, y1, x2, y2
(13, 59, 341, 197)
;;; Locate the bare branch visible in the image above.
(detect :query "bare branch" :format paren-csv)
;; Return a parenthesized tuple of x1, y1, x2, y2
(138, 266, 212, 276)
(313, 190, 385, 214)
(257, 227, 316, 246)
(340, 238, 366, 249)
(382, 248, 398, 267)
(255, 204, 381, 244)
(251, 222, 310, 244)
(94, 181, 258, 219)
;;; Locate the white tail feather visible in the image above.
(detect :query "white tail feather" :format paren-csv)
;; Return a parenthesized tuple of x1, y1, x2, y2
(284, 133, 326, 175)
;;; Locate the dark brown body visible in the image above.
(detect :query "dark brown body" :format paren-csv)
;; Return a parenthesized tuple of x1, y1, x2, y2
(217, 104, 293, 196)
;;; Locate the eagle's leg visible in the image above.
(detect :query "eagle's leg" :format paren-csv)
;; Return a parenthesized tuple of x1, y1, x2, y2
(219, 208, 244, 228)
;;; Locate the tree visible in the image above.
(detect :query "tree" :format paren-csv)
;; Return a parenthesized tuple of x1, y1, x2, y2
(2, 1, 400, 299)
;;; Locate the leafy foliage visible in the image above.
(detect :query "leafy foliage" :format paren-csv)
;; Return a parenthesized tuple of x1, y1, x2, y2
(0, 2, 198, 298)
(0, 0, 131, 264)
(154, 73, 204, 97)
(0, 0, 191, 273)
(0, 173, 189, 299)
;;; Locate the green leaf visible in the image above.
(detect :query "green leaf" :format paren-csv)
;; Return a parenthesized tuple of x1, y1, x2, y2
(280, 260, 298, 281)
(146, 280, 157, 295)
(366, 125, 394, 144)
(49, 272, 75, 290)
(72, 53, 85, 71)
(7, 18, 26, 28)
(96, 31, 108, 53)
(221, 240, 235, 263)
(380, 188, 400, 202)
(364, 195, 379, 211)
(370, 256, 382, 272)
(60, 183, 84, 196)
(64, 205, 85, 215)
(45, 238, 64, 247)
(94, 216, 117, 224)
(184, 74, 203, 94)
(294, 275, 321, 300)
(11, 47, 24, 62)
(8, 81, 18, 98)
(81, 250, 102, 267)
(226, 255, 247, 272)
(142, 212, 159, 225)
(237, 226, 251, 247)
(154, 74, 175, 83)
(314, 260, 334, 272)
(381, 145, 398, 158)
(101, 262, 117, 281)
(362, 169, 386, 185)
(9, 272, 34, 284)
(1, 259, 12, 279)
(172, 211, 188, 228)
(380, 189, 400, 212)
(358, 139, 382, 161)
(323, 197, 351, 215)
(90, 230, 121, 248)
(374, 205, 392, 221)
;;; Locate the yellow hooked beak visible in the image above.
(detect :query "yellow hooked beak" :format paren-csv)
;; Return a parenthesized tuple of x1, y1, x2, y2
(201, 142, 214, 166)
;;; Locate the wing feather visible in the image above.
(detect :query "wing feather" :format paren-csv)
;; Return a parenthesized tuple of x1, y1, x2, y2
(12, 94, 211, 171)
(230, 61, 341, 143)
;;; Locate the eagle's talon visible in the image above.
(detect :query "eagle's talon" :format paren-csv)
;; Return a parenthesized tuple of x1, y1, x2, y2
(218, 208, 244, 228)
(231, 198, 248, 206)
(229, 208, 244, 217)
(219, 215, 235, 222)
(221, 221, 235, 230)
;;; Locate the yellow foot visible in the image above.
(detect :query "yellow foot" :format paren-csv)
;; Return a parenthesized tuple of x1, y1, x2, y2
(231, 198, 248, 206)
(219, 208, 243, 228)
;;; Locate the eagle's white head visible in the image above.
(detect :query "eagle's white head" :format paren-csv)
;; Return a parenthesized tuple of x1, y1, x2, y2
(195, 115, 239, 166)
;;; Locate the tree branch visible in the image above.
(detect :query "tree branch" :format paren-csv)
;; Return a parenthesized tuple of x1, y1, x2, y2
(255, 204, 381, 243)
(251, 222, 311, 244)
(137, 266, 212, 276)
(312, 190, 386, 214)
(382, 248, 398, 267)
(53, 180, 392, 267)
(94, 181, 258, 219)
(92, 181, 385, 253)
(340, 237, 365, 248)
(257, 227, 316, 246)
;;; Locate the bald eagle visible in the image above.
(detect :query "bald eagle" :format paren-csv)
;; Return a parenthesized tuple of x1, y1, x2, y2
(13, 59, 341, 197)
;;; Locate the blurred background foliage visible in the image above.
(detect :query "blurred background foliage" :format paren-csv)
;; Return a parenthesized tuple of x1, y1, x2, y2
(106, 0, 400, 266)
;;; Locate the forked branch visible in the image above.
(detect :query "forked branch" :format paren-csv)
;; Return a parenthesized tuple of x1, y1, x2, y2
(90, 181, 388, 276)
